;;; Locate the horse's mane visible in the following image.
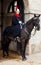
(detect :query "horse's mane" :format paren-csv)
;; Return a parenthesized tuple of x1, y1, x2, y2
(26, 17, 33, 25)
(23, 17, 34, 28)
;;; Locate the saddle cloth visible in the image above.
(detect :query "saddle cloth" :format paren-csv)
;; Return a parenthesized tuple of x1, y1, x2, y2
(4, 24, 21, 38)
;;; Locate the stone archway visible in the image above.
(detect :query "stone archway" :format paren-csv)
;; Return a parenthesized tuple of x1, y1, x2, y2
(6, 0, 25, 51)
(1, 0, 30, 54)
(2, 0, 25, 51)
(3, 0, 25, 28)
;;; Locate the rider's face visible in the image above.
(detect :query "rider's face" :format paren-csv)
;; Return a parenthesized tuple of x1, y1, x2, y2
(16, 9, 20, 14)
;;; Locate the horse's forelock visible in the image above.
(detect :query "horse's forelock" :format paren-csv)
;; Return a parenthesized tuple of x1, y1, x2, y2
(33, 17, 38, 20)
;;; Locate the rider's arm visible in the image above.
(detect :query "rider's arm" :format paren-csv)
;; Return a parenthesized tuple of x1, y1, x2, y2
(12, 16, 19, 26)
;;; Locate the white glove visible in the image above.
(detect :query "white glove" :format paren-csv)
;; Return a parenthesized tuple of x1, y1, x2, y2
(19, 21, 22, 24)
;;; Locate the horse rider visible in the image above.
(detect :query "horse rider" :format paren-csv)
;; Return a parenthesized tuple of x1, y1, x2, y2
(12, 1, 23, 39)
(12, 1, 23, 28)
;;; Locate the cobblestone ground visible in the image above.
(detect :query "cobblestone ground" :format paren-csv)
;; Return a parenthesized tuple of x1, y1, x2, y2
(0, 50, 41, 65)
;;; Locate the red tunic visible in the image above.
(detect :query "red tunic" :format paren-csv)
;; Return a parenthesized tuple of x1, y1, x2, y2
(14, 13, 20, 18)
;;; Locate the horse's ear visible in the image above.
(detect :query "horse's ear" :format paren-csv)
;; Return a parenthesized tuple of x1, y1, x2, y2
(34, 14, 36, 17)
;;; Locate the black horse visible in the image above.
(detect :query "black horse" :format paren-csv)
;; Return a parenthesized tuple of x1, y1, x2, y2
(1, 14, 40, 60)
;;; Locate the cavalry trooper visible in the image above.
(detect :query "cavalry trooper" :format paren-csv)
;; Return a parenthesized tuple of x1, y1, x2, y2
(12, 1, 23, 29)
(12, 1, 23, 41)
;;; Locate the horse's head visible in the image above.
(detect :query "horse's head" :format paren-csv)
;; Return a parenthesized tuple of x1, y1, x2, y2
(33, 14, 40, 31)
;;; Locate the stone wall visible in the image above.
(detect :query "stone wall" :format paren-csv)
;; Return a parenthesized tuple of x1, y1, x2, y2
(29, 43, 41, 54)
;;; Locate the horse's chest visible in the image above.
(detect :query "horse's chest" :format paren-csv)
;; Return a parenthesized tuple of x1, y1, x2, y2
(21, 29, 27, 40)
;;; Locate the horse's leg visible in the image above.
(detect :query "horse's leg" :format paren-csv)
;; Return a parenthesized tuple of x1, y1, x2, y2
(22, 43, 27, 60)
(17, 41, 22, 55)
(1, 36, 6, 57)
(22, 39, 29, 60)
(5, 48, 9, 56)
(2, 40, 7, 57)
(22, 42, 26, 60)
(17, 39, 26, 60)
(3, 47, 6, 57)
(2, 34, 6, 57)
(5, 38, 11, 56)
(2, 37, 11, 57)
(2, 42, 6, 57)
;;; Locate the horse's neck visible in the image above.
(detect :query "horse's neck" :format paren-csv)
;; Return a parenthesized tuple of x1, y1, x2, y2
(26, 22, 34, 34)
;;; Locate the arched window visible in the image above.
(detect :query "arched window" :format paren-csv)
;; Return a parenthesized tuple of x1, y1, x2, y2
(7, 0, 24, 23)
(7, 1, 14, 13)
(9, 5, 12, 12)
